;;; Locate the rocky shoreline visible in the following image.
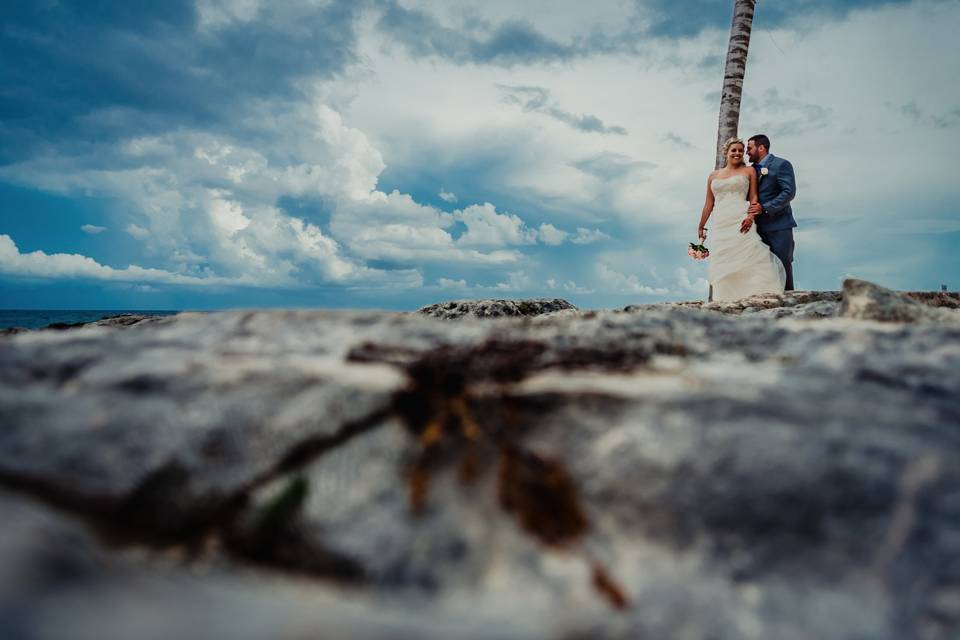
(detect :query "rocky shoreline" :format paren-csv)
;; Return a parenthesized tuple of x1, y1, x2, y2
(0, 313, 171, 336)
(1, 279, 958, 639)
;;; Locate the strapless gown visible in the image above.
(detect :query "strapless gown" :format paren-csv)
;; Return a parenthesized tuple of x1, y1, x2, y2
(707, 174, 786, 301)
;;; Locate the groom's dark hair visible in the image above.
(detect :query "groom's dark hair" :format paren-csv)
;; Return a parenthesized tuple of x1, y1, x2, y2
(748, 134, 771, 151)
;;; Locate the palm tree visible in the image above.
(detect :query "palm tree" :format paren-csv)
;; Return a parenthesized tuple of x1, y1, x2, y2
(715, 0, 757, 170)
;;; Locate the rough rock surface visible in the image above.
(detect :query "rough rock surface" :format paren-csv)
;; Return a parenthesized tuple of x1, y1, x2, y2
(0, 489, 526, 640)
(417, 298, 576, 319)
(0, 313, 175, 337)
(88, 313, 175, 329)
(625, 289, 843, 317)
(623, 282, 959, 322)
(1, 280, 959, 639)
(839, 278, 960, 323)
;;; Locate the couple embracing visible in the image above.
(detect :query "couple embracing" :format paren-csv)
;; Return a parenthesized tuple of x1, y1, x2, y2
(697, 134, 797, 301)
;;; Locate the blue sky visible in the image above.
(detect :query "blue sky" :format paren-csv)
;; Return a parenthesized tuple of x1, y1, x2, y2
(1, 0, 958, 310)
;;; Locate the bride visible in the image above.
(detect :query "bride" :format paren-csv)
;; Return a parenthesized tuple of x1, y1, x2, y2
(697, 137, 786, 301)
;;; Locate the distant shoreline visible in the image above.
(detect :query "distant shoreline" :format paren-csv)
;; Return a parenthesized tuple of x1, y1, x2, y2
(0, 310, 180, 331)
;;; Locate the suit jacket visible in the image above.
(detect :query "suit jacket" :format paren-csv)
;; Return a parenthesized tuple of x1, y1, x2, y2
(755, 154, 798, 232)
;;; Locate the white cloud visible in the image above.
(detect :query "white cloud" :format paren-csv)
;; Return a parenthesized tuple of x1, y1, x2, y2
(454, 203, 538, 247)
(331, 191, 527, 265)
(480, 270, 533, 292)
(437, 277, 468, 289)
(570, 227, 610, 245)
(439, 189, 458, 203)
(81, 224, 107, 235)
(674, 266, 709, 298)
(545, 278, 594, 294)
(196, 0, 264, 30)
(597, 263, 670, 295)
(0, 102, 421, 288)
(344, 224, 521, 264)
(537, 222, 569, 245)
(126, 224, 150, 240)
(0, 234, 237, 286)
(0, 227, 420, 290)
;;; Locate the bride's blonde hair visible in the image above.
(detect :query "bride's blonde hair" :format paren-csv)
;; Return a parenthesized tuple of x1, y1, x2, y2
(722, 137, 745, 154)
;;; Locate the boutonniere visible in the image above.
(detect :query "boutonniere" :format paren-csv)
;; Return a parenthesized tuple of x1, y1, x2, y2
(759, 167, 769, 178)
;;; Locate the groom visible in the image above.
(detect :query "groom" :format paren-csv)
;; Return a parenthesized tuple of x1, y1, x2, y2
(746, 134, 797, 290)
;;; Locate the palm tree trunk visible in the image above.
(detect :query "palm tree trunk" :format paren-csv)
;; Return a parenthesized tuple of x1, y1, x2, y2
(715, 0, 757, 170)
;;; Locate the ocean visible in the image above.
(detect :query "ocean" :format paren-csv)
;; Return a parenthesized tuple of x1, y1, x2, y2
(0, 310, 180, 330)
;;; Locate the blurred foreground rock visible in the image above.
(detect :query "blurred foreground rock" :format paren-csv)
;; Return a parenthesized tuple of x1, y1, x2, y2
(1, 279, 959, 640)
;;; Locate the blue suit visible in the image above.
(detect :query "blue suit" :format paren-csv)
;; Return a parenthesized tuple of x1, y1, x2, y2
(754, 154, 797, 290)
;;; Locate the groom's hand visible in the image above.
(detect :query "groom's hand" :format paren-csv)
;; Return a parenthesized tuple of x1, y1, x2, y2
(748, 202, 762, 216)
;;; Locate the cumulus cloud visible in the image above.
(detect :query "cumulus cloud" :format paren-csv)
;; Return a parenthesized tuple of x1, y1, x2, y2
(537, 223, 568, 246)
(439, 189, 458, 203)
(546, 278, 594, 294)
(480, 270, 532, 292)
(330, 192, 533, 265)
(0, 234, 236, 286)
(453, 203, 539, 247)
(597, 263, 670, 295)
(674, 266, 709, 297)
(339, 195, 558, 264)
(499, 85, 627, 135)
(571, 228, 611, 245)
(81, 224, 107, 235)
(1, 102, 424, 288)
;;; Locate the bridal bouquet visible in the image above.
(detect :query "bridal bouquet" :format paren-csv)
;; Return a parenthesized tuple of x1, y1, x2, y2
(688, 241, 709, 260)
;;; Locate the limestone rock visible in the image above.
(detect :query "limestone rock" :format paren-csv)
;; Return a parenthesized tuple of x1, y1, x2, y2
(838, 279, 960, 323)
(0, 313, 175, 337)
(0, 490, 527, 640)
(417, 298, 576, 319)
(904, 291, 960, 309)
(625, 290, 842, 318)
(0, 282, 958, 639)
(87, 313, 175, 329)
(0, 311, 405, 537)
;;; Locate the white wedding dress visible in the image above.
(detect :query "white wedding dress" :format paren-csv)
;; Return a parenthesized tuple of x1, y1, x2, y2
(707, 174, 786, 301)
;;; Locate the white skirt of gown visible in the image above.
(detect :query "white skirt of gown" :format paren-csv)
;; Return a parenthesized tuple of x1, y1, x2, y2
(707, 175, 786, 301)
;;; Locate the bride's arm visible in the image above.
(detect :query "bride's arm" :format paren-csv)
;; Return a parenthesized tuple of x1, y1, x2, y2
(747, 169, 761, 216)
(698, 174, 714, 240)
(739, 170, 760, 233)
(748, 169, 758, 207)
